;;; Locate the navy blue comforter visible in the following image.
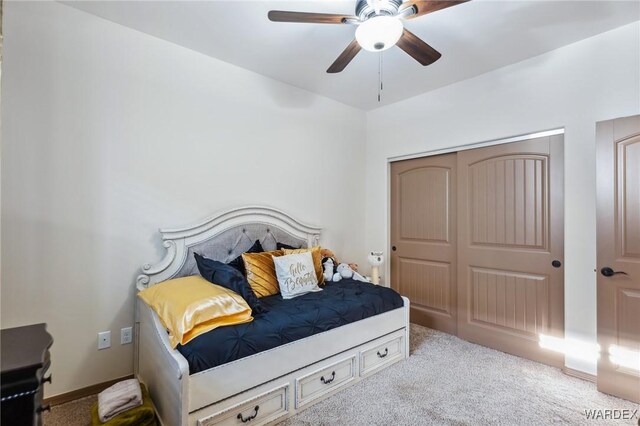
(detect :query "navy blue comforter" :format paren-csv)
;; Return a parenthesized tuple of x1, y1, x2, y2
(177, 279, 403, 373)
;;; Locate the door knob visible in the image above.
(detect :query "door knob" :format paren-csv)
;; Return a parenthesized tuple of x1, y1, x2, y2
(392, 246, 397, 251)
(552, 260, 562, 268)
(600, 267, 628, 277)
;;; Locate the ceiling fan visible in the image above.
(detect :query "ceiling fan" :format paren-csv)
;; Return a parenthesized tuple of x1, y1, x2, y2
(268, 0, 468, 73)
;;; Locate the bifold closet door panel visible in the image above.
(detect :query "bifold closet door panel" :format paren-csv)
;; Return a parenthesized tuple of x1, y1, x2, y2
(390, 153, 457, 334)
(457, 136, 565, 367)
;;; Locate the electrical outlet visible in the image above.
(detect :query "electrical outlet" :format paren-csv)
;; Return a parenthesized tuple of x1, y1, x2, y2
(121, 327, 132, 345)
(98, 331, 111, 350)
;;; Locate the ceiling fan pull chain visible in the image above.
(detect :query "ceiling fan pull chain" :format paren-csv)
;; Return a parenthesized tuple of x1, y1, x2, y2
(381, 51, 384, 91)
(378, 52, 383, 102)
(377, 52, 380, 102)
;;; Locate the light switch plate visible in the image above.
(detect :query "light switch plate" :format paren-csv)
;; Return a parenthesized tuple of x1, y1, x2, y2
(98, 331, 111, 350)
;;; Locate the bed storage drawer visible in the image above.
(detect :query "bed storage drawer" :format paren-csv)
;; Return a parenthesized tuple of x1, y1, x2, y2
(197, 384, 289, 426)
(360, 334, 404, 377)
(295, 356, 356, 408)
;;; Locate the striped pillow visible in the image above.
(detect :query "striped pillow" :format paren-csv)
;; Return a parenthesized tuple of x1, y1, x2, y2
(242, 250, 283, 297)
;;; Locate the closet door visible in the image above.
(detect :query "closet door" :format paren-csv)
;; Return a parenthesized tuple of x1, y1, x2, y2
(390, 154, 457, 334)
(457, 136, 564, 367)
(596, 115, 640, 403)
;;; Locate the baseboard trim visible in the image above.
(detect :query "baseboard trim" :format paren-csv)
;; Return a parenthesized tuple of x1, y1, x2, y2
(563, 367, 596, 383)
(44, 374, 134, 406)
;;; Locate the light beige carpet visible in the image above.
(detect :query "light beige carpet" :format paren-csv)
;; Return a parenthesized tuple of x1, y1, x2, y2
(45, 324, 639, 425)
(44, 394, 96, 426)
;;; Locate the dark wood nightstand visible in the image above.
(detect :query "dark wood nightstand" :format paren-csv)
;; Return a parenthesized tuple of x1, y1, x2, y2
(1, 323, 53, 426)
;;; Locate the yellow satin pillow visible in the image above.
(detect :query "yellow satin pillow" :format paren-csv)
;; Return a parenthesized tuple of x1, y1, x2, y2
(137, 276, 253, 348)
(282, 246, 324, 285)
(242, 250, 283, 298)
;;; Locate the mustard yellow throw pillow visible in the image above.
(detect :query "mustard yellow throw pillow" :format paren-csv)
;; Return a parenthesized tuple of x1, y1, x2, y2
(137, 276, 253, 348)
(282, 246, 324, 285)
(242, 250, 283, 298)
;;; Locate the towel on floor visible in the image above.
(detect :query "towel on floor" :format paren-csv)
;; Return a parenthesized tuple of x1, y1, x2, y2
(97, 379, 143, 423)
(92, 383, 157, 426)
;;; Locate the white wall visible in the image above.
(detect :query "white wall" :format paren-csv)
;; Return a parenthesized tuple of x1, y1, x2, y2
(365, 22, 640, 375)
(3, 0, 638, 398)
(0, 1, 367, 397)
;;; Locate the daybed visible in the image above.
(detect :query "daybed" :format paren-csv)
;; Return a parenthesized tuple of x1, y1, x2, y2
(135, 206, 410, 426)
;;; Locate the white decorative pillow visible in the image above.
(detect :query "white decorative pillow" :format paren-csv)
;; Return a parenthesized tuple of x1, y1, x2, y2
(273, 252, 322, 299)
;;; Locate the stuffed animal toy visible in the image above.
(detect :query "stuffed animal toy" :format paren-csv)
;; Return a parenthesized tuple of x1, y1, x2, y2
(320, 249, 369, 283)
(336, 263, 353, 279)
(321, 248, 341, 281)
(323, 258, 335, 282)
(322, 259, 345, 282)
(336, 263, 369, 283)
(320, 248, 338, 265)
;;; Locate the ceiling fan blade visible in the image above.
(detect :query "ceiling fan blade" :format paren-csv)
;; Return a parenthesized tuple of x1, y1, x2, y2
(396, 29, 442, 66)
(327, 40, 362, 73)
(399, 1, 469, 20)
(268, 11, 356, 24)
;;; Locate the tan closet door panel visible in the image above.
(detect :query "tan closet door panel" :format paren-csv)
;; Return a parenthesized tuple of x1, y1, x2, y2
(597, 115, 640, 403)
(457, 136, 564, 367)
(391, 153, 457, 334)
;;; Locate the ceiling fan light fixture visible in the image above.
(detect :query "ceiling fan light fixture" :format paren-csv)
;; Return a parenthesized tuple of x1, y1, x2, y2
(355, 16, 403, 52)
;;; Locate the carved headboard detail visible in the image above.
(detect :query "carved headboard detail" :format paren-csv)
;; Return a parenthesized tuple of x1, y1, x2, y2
(136, 206, 321, 290)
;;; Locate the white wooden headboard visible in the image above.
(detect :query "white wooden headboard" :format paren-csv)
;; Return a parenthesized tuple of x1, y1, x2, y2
(136, 206, 322, 290)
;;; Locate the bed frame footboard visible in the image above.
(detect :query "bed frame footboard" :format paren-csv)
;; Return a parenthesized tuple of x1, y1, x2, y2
(137, 301, 189, 425)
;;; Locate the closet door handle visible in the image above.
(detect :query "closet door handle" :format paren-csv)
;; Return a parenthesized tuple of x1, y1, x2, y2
(600, 267, 627, 277)
(392, 246, 397, 251)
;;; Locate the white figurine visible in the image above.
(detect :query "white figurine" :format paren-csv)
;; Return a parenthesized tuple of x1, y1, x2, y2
(367, 251, 384, 285)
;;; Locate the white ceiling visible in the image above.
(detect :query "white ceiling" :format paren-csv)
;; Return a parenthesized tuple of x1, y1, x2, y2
(63, 0, 640, 110)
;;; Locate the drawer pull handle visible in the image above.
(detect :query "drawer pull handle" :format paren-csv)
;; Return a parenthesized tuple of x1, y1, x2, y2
(377, 348, 389, 358)
(320, 371, 336, 384)
(237, 405, 259, 423)
(42, 375, 52, 384)
(37, 405, 51, 413)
